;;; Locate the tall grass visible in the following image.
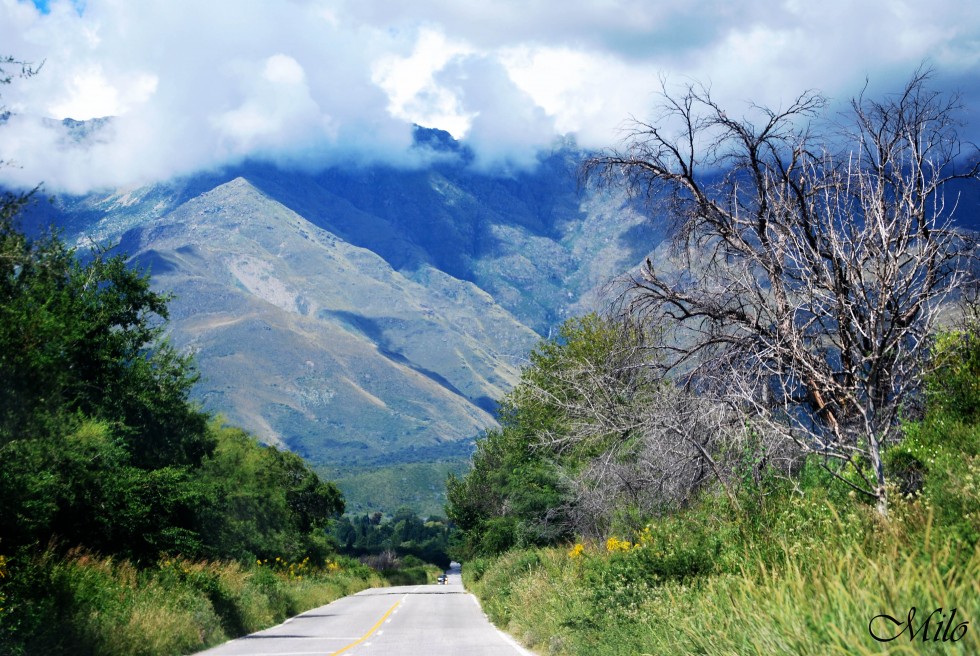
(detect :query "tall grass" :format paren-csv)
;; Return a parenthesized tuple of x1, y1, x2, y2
(0, 550, 384, 656)
(466, 497, 980, 656)
(460, 305, 980, 654)
(658, 537, 980, 656)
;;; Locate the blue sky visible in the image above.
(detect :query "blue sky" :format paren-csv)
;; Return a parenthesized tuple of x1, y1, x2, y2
(2, 0, 980, 192)
(29, 0, 84, 14)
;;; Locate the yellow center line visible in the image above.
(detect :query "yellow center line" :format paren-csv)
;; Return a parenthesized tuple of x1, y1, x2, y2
(330, 598, 402, 655)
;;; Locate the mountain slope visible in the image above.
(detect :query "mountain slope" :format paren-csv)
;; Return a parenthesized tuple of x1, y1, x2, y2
(46, 133, 659, 334)
(120, 178, 538, 474)
(15, 131, 665, 512)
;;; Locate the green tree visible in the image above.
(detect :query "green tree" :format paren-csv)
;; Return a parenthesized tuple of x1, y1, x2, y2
(0, 222, 210, 468)
(447, 316, 627, 558)
(194, 423, 344, 561)
(0, 53, 349, 569)
(0, 211, 214, 557)
(329, 509, 450, 568)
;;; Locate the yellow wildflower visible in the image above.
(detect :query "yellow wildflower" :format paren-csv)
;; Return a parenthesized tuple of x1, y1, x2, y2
(606, 536, 632, 552)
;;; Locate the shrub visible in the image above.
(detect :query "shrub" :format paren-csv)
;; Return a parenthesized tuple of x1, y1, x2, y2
(0, 548, 383, 656)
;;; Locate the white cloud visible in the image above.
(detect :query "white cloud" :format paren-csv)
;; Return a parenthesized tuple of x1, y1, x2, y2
(0, 0, 978, 192)
(437, 54, 557, 171)
(46, 67, 157, 119)
(213, 54, 329, 159)
(372, 28, 476, 138)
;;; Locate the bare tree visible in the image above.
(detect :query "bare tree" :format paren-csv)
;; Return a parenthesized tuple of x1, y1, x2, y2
(0, 55, 39, 126)
(586, 70, 978, 516)
(525, 315, 794, 538)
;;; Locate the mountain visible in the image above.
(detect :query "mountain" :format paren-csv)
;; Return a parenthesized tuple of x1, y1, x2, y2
(18, 124, 980, 513)
(122, 176, 537, 449)
(16, 130, 661, 513)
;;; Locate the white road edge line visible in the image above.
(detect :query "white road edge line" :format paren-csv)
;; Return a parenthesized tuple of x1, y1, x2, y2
(468, 593, 537, 656)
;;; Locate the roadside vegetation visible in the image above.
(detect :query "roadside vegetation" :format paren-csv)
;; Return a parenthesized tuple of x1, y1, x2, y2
(0, 192, 378, 652)
(449, 70, 980, 654)
(1, 552, 383, 656)
(0, 59, 395, 656)
(456, 303, 980, 655)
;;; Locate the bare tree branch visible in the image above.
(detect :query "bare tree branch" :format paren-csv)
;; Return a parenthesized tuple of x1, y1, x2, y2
(585, 70, 978, 516)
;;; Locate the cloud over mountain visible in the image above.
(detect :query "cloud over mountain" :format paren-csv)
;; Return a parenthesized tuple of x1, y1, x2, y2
(2, 0, 980, 192)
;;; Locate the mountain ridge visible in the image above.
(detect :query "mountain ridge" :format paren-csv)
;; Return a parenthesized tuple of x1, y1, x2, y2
(14, 130, 662, 512)
(120, 176, 537, 458)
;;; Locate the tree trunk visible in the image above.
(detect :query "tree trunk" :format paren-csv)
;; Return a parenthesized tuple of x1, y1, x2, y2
(869, 431, 888, 517)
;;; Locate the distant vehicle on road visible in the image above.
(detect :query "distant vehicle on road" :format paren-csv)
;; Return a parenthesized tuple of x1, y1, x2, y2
(437, 574, 448, 584)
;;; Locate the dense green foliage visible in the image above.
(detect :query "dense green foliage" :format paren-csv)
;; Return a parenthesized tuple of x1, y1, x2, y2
(447, 315, 626, 557)
(458, 319, 980, 654)
(0, 208, 344, 562)
(886, 325, 980, 546)
(327, 459, 471, 517)
(0, 203, 209, 470)
(0, 210, 205, 558)
(194, 422, 345, 562)
(330, 507, 452, 569)
(0, 189, 351, 652)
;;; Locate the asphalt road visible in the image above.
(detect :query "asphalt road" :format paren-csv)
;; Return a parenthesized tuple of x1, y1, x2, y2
(192, 566, 535, 656)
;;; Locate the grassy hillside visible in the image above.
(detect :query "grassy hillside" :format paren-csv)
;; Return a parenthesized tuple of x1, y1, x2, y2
(465, 500, 980, 655)
(326, 459, 472, 517)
